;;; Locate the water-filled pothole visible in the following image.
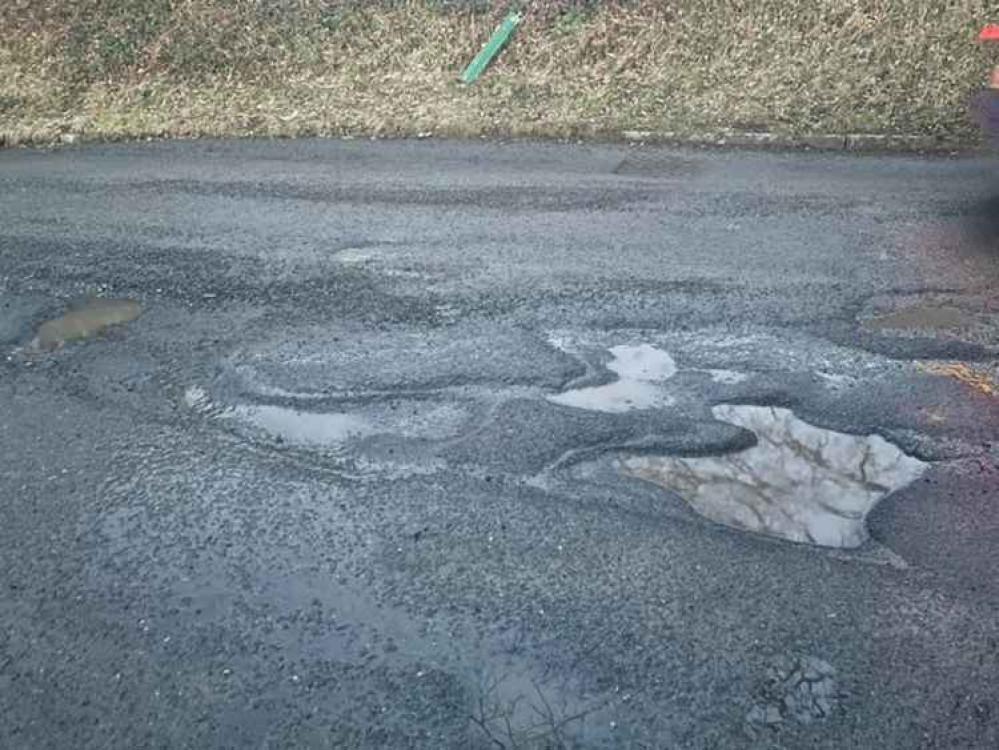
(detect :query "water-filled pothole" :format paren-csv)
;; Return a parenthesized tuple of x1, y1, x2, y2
(863, 305, 978, 333)
(622, 405, 926, 548)
(184, 386, 468, 449)
(227, 404, 373, 446)
(547, 344, 677, 412)
(30, 298, 141, 351)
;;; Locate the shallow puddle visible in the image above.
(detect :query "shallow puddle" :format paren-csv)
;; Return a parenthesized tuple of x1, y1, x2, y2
(622, 405, 926, 548)
(863, 305, 975, 332)
(185, 386, 468, 449)
(32, 298, 141, 350)
(548, 344, 677, 412)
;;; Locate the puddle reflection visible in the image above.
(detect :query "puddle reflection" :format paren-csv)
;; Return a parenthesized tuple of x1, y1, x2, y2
(623, 405, 926, 548)
(184, 387, 468, 449)
(227, 404, 373, 446)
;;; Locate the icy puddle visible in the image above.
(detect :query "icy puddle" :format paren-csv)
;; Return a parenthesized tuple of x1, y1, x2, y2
(31, 298, 141, 351)
(548, 344, 677, 412)
(622, 405, 927, 548)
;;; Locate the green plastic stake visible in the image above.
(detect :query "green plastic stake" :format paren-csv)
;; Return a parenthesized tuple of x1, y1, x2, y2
(460, 11, 522, 84)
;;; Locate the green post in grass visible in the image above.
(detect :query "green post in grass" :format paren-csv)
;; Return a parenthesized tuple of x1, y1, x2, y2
(460, 11, 522, 84)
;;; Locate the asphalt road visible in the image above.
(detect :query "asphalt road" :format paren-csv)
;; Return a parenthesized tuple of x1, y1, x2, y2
(1, 139, 998, 749)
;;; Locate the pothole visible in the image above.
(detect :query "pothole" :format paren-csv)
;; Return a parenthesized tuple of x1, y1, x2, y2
(184, 386, 468, 449)
(547, 343, 677, 412)
(29, 298, 141, 351)
(225, 404, 374, 446)
(622, 405, 927, 548)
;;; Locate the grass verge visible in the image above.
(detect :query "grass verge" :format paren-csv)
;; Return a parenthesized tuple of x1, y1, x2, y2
(1, 0, 997, 147)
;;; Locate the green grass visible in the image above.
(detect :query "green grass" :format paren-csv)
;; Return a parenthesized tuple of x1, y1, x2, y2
(1, 0, 996, 146)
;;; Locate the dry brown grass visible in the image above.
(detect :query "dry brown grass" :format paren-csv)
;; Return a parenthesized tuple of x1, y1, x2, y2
(1, 0, 996, 146)
(918, 361, 998, 397)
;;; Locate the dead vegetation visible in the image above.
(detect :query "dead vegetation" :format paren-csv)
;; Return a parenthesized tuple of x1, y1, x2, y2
(1, 0, 996, 146)
(918, 361, 998, 397)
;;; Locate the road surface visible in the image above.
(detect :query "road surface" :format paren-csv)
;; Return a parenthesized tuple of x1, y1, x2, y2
(1, 139, 998, 749)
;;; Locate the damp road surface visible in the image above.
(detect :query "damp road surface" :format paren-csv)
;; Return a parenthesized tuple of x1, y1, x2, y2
(1, 139, 998, 749)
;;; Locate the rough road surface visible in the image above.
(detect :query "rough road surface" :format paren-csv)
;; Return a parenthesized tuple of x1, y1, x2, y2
(1, 140, 998, 749)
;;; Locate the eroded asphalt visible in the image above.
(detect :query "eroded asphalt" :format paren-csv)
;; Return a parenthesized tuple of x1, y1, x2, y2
(1, 139, 998, 749)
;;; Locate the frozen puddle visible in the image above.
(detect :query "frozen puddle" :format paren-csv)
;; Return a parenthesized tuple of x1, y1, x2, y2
(622, 405, 927, 548)
(548, 344, 677, 412)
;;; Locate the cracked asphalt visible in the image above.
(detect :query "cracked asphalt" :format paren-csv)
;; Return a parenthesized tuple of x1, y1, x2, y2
(1, 139, 998, 749)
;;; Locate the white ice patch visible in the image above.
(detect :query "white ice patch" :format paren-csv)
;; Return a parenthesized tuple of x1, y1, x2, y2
(605, 344, 678, 382)
(707, 369, 749, 385)
(183, 385, 211, 411)
(815, 371, 856, 391)
(548, 344, 677, 413)
(227, 404, 374, 446)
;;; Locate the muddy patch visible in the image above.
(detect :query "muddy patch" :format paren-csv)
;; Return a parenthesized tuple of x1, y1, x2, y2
(30, 298, 141, 351)
(548, 344, 677, 412)
(863, 305, 977, 333)
(623, 405, 926, 548)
